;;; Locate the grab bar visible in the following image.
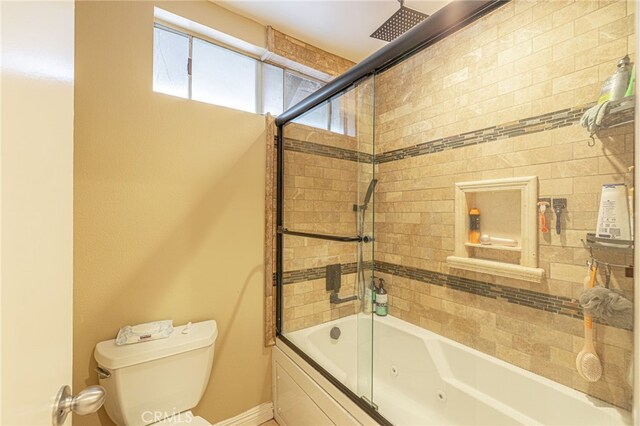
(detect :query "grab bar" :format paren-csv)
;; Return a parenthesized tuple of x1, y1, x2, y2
(278, 227, 373, 243)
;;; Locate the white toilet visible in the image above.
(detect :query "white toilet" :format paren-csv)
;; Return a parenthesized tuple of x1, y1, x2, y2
(94, 320, 218, 426)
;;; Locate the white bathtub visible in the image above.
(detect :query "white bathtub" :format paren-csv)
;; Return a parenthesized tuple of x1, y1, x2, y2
(286, 314, 632, 426)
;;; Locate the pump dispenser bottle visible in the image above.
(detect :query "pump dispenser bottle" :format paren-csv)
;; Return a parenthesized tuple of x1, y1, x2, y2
(376, 278, 388, 317)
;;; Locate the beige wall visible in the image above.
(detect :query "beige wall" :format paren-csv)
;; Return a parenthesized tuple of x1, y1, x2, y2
(74, 1, 270, 424)
(1, 1, 74, 423)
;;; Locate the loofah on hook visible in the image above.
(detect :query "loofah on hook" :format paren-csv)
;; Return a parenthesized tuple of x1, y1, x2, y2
(579, 286, 633, 329)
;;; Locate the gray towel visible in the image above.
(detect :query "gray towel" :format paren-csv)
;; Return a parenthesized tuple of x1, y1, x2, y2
(580, 285, 633, 329)
(580, 101, 611, 136)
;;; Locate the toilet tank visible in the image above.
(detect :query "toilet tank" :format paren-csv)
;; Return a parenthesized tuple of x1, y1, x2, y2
(94, 320, 218, 426)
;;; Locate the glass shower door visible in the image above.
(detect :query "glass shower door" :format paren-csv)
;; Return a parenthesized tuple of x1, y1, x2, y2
(354, 76, 376, 407)
(279, 75, 376, 409)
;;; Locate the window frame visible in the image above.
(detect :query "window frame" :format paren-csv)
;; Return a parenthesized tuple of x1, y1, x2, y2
(153, 23, 346, 134)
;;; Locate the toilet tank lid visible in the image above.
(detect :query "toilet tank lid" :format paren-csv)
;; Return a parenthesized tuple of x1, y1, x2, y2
(95, 320, 218, 370)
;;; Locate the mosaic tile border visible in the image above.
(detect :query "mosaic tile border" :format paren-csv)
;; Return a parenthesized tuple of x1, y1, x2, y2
(284, 138, 373, 164)
(279, 260, 631, 330)
(375, 260, 580, 314)
(375, 104, 592, 163)
(275, 261, 373, 285)
(282, 262, 358, 284)
(282, 99, 633, 165)
(375, 261, 633, 330)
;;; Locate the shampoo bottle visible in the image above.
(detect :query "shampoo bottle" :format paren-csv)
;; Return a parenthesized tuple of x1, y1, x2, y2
(375, 278, 388, 317)
(598, 55, 631, 103)
(469, 208, 481, 244)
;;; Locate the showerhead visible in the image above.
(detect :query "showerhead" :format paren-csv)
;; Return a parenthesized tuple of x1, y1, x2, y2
(354, 179, 378, 212)
(370, 0, 429, 42)
(363, 179, 378, 207)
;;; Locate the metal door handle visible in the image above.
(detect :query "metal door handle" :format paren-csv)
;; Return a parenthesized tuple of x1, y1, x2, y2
(52, 384, 106, 426)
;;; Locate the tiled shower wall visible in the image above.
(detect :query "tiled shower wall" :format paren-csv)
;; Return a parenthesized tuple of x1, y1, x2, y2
(267, 26, 354, 77)
(279, 0, 635, 411)
(374, 0, 635, 410)
(282, 112, 374, 331)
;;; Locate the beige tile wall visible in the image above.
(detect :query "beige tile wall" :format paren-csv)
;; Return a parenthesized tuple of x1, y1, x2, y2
(281, 121, 373, 332)
(278, 0, 635, 411)
(375, 0, 635, 153)
(267, 26, 354, 78)
(373, 0, 635, 411)
(282, 274, 358, 332)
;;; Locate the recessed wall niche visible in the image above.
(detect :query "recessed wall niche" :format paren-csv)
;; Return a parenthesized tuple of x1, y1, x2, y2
(446, 176, 545, 283)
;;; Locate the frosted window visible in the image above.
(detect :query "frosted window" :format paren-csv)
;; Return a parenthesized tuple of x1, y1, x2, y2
(191, 38, 257, 113)
(285, 71, 323, 109)
(262, 63, 284, 115)
(286, 72, 327, 129)
(153, 27, 189, 98)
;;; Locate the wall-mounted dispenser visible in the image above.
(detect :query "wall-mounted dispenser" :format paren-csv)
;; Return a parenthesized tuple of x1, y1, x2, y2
(596, 184, 632, 244)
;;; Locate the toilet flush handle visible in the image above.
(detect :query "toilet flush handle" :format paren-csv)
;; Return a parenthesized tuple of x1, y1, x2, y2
(96, 365, 111, 379)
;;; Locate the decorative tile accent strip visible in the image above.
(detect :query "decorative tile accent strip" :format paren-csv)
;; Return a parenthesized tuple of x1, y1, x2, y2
(374, 261, 630, 330)
(282, 99, 633, 165)
(277, 260, 630, 330)
(376, 104, 593, 163)
(284, 138, 373, 163)
(276, 261, 373, 285)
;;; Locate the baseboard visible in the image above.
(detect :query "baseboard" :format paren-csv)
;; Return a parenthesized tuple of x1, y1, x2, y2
(213, 402, 274, 426)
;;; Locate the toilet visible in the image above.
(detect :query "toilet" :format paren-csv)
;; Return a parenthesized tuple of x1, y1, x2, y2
(94, 320, 218, 426)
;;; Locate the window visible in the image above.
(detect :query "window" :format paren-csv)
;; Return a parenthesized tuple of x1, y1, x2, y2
(191, 38, 257, 113)
(285, 71, 327, 129)
(152, 24, 352, 135)
(153, 26, 189, 98)
(262, 63, 284, 116)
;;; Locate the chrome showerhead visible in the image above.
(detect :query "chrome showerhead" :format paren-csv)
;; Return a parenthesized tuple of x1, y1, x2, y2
(370, 0, 429, 42)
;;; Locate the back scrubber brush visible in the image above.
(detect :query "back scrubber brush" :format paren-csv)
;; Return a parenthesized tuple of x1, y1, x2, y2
(370, 0, 430, 42)
(576, 263, 603, 382)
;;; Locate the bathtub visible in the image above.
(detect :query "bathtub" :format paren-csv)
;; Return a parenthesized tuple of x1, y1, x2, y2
(286, 314, 632, 426)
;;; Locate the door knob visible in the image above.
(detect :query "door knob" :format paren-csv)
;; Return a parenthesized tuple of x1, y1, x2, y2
(52, 384, 106, 426)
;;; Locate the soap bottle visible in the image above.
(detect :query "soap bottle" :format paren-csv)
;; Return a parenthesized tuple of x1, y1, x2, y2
(598, 55, 631, 103)
(469, 208, 481, 244)
(375, 278, 388, 317)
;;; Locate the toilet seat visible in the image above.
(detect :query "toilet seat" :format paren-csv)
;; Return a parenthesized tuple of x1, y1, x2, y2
(153, 411, 212, 425)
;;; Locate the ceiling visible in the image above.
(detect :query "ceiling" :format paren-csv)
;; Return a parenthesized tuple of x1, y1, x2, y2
(214, 0, 450, 63)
